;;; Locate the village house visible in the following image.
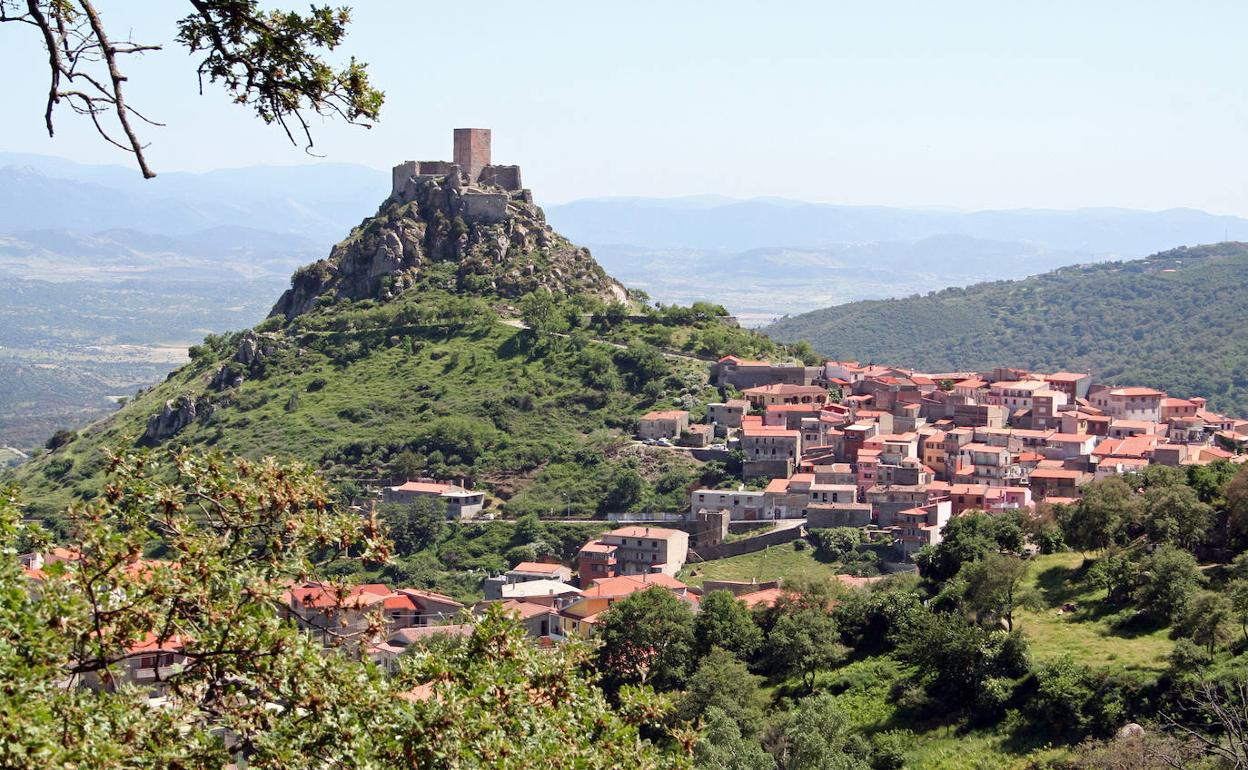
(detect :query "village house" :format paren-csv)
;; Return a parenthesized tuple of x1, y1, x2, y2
(505, 561, 574, 584)
(690, 487, 767, 520)
(283, 582, 465, 646)
(575, 526, 690, 587)
(1043, 372, 1094, 402)
(742, 383, 830, 408)
(741, 423, 803, 479)
(559, 573, 695, 639)
(712, 356, 821, 389)
(1089, 386, 1166, 422)
(383, 480, 486, 519)
(706, 400, 750, 432)
(889, 500, 953, 556)
(1028, 468, 1089, 499)
(638, 409, 690, 441)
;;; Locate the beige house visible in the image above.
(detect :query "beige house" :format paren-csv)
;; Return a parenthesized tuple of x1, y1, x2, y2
(638, 410, 690, 440)
(383, 480, 486, 519)
(604, 526, 690, 577)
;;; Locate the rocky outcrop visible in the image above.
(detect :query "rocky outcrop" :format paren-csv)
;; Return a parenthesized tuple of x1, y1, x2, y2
(142, 394, 210, 443)
(269, 171, 627, 320)
(209, 331, 283, 390)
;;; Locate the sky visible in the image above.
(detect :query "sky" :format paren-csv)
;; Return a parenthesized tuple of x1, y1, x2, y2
(3, 1, 1247, 213)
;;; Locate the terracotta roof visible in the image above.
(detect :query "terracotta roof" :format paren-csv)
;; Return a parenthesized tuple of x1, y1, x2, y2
(764, 478, 790, 494)
(640, 409, 689, 421)
(497, 599, 557, 619)
(389, 481, 456, 494)
(583, 573, 688, 598)
(1046, 372, 1090, 382)
(399, 588, 464, 607)
(606, 526, 685, 540)
(1110, 387, 1166, 397)
(736, 587, 783, 609)
(509, 561, 568, 575)
(1030, 468, 1083, 479)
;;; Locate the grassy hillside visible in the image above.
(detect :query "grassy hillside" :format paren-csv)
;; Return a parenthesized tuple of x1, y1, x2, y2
(5, 268, 788, 526)
(766, 242, 1248, 415)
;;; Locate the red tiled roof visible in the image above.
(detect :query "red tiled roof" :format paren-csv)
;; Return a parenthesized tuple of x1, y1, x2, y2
(641, 410, 689, 421)
(736, 587, 783, 609)
(606, 526, 685, 539)
(389, 481, 456, 494)
(510, 561, 568, 575)
(1108, 387, 1165, 397)
(764, 478, 790, 494)
(1030, 468, 1083, 479)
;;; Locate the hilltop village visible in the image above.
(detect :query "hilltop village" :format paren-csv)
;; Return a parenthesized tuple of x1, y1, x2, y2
(33, 344, 1248, 685)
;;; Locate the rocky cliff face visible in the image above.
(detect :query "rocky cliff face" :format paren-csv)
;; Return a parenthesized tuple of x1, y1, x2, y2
(269, 171, 627, 320)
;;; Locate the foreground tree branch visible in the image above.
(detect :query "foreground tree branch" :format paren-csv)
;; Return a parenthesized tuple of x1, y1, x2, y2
(0, 0, 383, 178)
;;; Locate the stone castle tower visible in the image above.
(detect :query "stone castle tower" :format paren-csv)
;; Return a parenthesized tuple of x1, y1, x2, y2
(389, 129, 529, 225)
(453, 128, 491, 183)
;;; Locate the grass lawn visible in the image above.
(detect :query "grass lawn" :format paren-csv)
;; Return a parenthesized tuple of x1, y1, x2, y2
(678, 542, 844, 587)
(1014, 551, 1174, 672)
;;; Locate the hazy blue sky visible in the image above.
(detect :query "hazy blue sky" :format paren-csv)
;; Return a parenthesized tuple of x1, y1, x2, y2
(3, 1, 1247, 212)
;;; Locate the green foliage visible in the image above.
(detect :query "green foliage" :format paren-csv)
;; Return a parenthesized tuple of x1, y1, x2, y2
(1059, 477, 1140, 552)
(767, 607, 842, 693)
(957, 553, 1035, 631)
(0, 453, 690, 768)
(914, 512, 1020, 583)
(1133, 546, 1205, 623)
(896, 611, 1029, 715)
(694, 707, 774, 770)
(396, 605, 693, 768)
(676, 648, 764, 733)
(597, 586, 696, 691)
(381, 498, 447, 554)
(176, 3, 383, 145)
(773, 692, 873, 770)
(44, 429, 76, 451)
(766, 242, 1248, 416)
(1025, 656, 1139, 740)
(1138, 483, 1213, 551)
(692, 590, 763, 661)
(807, 527, 862, 561)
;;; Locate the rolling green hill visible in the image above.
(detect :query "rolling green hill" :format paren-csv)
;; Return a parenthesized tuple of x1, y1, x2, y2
(4, 170, 792, 523)
(766, 242, 1248, 416)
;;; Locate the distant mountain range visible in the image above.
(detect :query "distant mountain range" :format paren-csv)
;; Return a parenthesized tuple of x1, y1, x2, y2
(0, 153, 389, 242)
(545, 196, 1248, 253)
(765, 242, 1248, 417)
(543, 196, 1248, 322)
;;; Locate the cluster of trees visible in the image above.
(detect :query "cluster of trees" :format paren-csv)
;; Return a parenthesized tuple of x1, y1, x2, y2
(0, 448, 691, 768)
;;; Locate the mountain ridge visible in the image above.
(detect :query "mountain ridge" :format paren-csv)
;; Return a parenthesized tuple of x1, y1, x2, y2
(765, 241, 1248, 416)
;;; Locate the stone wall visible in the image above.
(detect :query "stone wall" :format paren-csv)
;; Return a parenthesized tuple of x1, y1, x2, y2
(807, 503, 872, 529)
(391, 161, 417, 196)
(462, 191, 508, 223)
(391, 160, 460, 196)
(689, 525, 803, 562)
(701, 579, 782, 596)
(479, 164, 523, 191)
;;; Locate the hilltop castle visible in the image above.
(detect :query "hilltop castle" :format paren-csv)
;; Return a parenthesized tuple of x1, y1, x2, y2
(390, 128, 531, 224)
